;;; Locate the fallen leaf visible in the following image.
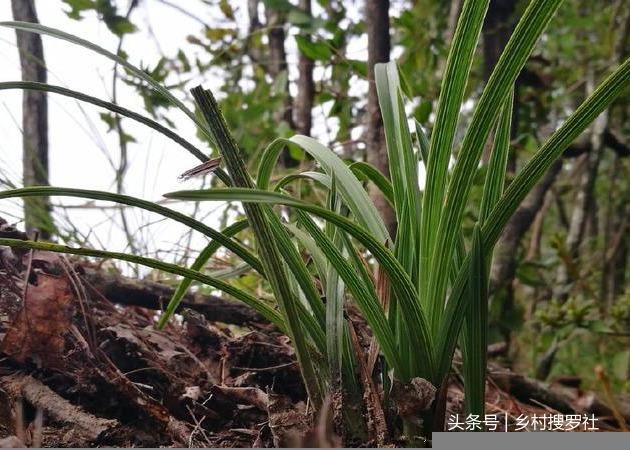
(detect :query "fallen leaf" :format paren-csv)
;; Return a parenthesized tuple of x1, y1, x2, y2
(0, 273, 74, 367)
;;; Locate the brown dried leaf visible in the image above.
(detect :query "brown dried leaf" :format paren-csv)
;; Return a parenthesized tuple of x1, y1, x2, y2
(0, 274, 74, 366)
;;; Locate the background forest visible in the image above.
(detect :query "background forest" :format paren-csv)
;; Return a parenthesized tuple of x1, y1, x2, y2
(0, 0, 629, 446)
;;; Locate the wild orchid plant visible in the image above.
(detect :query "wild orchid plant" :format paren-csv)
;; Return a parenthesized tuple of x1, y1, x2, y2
(0, 0, 628, 441)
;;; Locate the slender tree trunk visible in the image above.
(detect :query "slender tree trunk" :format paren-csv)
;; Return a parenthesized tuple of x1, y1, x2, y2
(294, 0, 315, 137)
(365, 0, 396, 238)
(490, 162, 562, 286)
(481, 0, 521, 345)
(553, 74, 608, 301)
(264, 5, 297, 167)
(526, 190, 553, 261)
(12, 0, 53, 238)
(610, 213, 628, 299)
(481, 0, 516, 163)
(482, 0, 515, 81)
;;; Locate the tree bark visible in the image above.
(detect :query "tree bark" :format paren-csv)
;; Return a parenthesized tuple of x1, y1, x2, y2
(490, 161, 562, 293)
(481, 0, 517, 163)
(482, 0, 515, 81)
(264, 5, 297, 167)
(553, 74, 608, 301)
(11, 0, 53, 239)
(294, 0, 315, 136)
(365, 0, 396, 237)
(80, 268, 271, 328)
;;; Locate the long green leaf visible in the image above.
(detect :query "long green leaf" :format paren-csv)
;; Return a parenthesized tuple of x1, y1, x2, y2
(437, 57, 630, 380)
(0, 186, 263, 275)
(459, 91, 514, 416)
(461, 225, 487, 419)
(0, 81, 208, 163)
(323, 179, 345, 383)
(426, 0, 563, 332)
(296, 210, 404, 378)
(164, 187, 436, 380)
(190, 86, 324, 408)
(414, 120, 430, 164)
(269, 214, 327, 353)
(420, 0, 490, 319)
(274, 171, 331, 192)
(348, 161, 395, 206)
(376, 63, 422, 284)
(285, 223, 330, 292)
(0, 21, 213, 142)
(0, 238, 283, 329)
(375, 62, 421, 223)
(257, 136, 390, 245)
(479, 90, 514, 224)
(157, 219, 250, 329)
(485, 58, 630, 246)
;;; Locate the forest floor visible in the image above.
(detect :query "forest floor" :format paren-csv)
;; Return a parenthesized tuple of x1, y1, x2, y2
(0, 219, 627, 447)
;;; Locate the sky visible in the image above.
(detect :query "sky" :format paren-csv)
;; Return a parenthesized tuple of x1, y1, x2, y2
(0, 0, 271, 272)
(0, 0, 412, 276)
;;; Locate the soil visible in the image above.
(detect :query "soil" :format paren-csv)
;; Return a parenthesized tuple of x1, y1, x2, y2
(0, 220, 627, 447)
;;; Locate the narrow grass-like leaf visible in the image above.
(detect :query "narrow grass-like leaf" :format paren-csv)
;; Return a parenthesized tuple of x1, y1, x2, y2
(375, 63, 421, 224)
(289, 216, 360, 393)
(376, 63, 422, 284)
(461, 225, 487, 419)
(420, 0, 490, 320)
(414, 120, 430, 164)
(164, 187, 436, 381)
(348, 161, 395, 206)
(157, 219, 249, 328)
(190, 86, 324, 407)
(268, 213, 327, 352)
(0, 186, 263, 274)
(257, 136, 390, 244)
(0, 81, 208, 163)
(485, 58, 630, 247)
(0, 238, 284, 329)
(323, 186, 346, 382)
(207, 261, 252, 279)
(296, 210, 404, 377)
(437, 58, 630, 379)
(285, 223, 330, 292)
(427, 0, 563, 332)
(479, 90, 514, 224)
(274, 171, 331, 192)
(0, 21, 214, 143)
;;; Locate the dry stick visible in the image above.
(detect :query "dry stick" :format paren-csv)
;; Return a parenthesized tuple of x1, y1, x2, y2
(31, 408, 43, 448)
(595, 365, 629, 431)
(185, 405, 213, 448)
(367, 264, 388, 376)
(15, 399, 25, 445)
(20, 232, 35, 306)
(347, 318, 387, 447)
(0, 374, 118, 441)
(59, 256, 97, 353)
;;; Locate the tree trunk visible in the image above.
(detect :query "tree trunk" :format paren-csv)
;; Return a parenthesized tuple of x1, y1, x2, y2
(482, 0, 515, 81)
(11, 0, 53, 239)
(554, 72, 608, 301)
(490, 161, 562, 342)
(365, 0, 396, 238)
(264, 5, 297, 167)
(481, 0, 516, 163)
(294, 0, 315, 137)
